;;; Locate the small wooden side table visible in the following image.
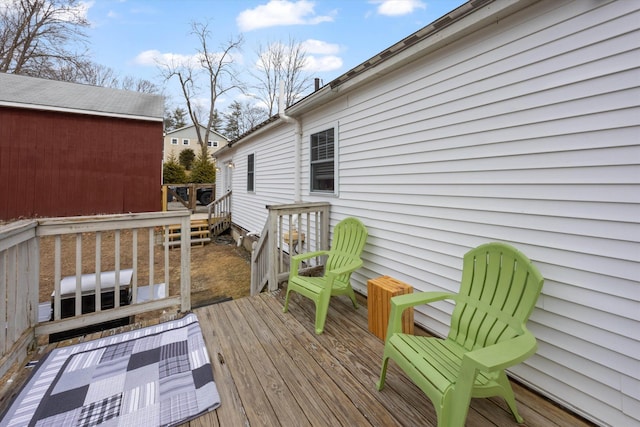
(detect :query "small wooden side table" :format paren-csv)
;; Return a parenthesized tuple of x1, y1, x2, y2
(367, 276, 414, 340)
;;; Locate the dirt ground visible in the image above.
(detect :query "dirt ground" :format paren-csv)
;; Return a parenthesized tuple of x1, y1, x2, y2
(38, 229, 252, 311)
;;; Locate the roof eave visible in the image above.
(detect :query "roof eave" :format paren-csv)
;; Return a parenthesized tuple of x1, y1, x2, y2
(285, 0, 534, 117)
(0, 100, 164, 122)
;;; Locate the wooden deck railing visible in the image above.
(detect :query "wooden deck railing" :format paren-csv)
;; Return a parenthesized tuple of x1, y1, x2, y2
(0, 220, 39, 378)
(207, 191, 232, 236)
(251, 202, 330, 295)
(0, 211, 192, 377)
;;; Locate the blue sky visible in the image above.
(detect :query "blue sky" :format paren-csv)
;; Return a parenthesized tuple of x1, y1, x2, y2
(83, 0, 467, 111)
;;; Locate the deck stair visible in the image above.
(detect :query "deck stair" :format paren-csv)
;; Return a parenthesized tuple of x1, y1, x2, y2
(166, 217, 211, 247)
(207, 191, 232, 238)
(210, 213, 231, 237)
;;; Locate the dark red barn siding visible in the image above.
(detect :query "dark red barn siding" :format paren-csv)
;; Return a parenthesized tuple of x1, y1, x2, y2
(0, 107, 162, 220)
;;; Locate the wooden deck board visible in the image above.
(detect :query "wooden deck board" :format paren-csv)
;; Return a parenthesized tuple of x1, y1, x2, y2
(0, 291, 594, 427)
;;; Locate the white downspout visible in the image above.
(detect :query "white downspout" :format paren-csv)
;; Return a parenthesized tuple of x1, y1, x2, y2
(279, 81, 302, 203)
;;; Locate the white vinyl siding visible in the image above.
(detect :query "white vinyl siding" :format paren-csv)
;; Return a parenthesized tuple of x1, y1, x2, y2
(214, 1, 639, 425)
(219, 123, 297, 233)
(328, 2, 639, 425)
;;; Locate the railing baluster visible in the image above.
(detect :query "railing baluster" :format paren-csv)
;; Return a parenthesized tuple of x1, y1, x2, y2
(164, 226, 169, 299)
(75, 233, 82, 317)
(148, 227, 154, 288)
(95, 231, 102, 312)
(132, 229, 138, 304)
(114, 230, 121, 308)
(0, 251, 7, 354)
(180, 215, 191, 311)
(54, 236, 61, 321)
(5, 247, 16, 344)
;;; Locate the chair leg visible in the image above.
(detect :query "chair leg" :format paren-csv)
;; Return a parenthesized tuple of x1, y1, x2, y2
(497, 371, 524, 423)
(346, 285, 358, 309)
(283, 287, 292, 313)
(314, 291, 332, 334)
(376, 356, 390, 390)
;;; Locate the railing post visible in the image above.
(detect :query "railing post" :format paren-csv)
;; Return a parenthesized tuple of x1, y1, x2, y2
(180, 214, 191, 311)
(28, 236, 39, 326)
(267, 209, 279, 291)
(321, 206, 330, 250)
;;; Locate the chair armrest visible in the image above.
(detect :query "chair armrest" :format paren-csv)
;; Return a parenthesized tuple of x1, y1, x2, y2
(463, 327, 538, 372)
(326, 257, 363, 278)
(385, 291, 457, 340)
(289, 250, 330, 277)
(291, 250, 330, 262)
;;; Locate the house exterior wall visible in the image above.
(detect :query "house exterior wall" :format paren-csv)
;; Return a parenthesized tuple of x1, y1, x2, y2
(217, 122, 298, 233)
(0, 107, 163, 220)
(163, 126, 225, 164)
(215, 1, 640, 425)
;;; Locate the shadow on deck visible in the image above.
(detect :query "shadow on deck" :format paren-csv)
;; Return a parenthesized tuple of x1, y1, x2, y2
(0, 290, 593, 426)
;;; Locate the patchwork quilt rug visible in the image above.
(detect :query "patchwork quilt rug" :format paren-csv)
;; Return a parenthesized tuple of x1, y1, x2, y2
(1, 313, 220, 427)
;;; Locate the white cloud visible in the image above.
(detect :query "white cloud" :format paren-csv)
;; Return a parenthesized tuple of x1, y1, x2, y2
(107, 10, 118, 18)
(134, 49, 244, 72)
(301, 39, 340, 55)
(134, 49, 198, 67)
(304, 55, 342, 73)
(371, 0, 426, 17)
(57, 0, 94, 22)
(237, 0, 334, 31)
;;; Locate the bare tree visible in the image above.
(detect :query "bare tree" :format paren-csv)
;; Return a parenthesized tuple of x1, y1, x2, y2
(159, 21, 244, 157)
(46, 60, 160, 93)
(253, 38, 313, 115)
(119, 75, 160, 94)
(0, 0, 90, 77)
(223, 100, 268, 140)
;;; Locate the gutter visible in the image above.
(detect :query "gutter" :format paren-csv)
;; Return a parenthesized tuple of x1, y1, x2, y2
(278, 82, 303, 203)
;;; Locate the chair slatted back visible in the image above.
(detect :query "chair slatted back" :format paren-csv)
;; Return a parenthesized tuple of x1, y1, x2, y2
(325, 218, 368, 283)
(448, 243, 544, 351)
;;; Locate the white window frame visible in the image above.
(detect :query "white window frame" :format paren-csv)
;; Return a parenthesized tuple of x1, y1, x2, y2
(182, 138, 189, 146)
(171, 138, 178, 145)
(309, 125, 338, 195)
(247, 153, 255, 193)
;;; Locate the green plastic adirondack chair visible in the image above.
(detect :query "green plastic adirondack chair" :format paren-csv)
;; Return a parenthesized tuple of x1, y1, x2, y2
(377, 242, 544, 427)
(283, 217, 368, 334)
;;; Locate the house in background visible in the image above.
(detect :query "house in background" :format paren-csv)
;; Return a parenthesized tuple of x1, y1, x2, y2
(0, 73, 164, 220)
(163, 124, 228, 164)
(214, 0, 640, 426)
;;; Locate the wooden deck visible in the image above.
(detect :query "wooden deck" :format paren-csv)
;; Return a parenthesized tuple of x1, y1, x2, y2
(191, 289, 592, 427)
(0, 290, 593, 426)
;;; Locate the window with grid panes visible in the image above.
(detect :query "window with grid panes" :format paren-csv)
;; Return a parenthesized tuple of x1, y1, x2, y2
(310, 128, 334, 192)
(247, 153, 255, 192)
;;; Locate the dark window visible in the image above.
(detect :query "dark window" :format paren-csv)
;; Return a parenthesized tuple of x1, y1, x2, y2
(247, 153, 255, 192)
(310, 128, 334, 192)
